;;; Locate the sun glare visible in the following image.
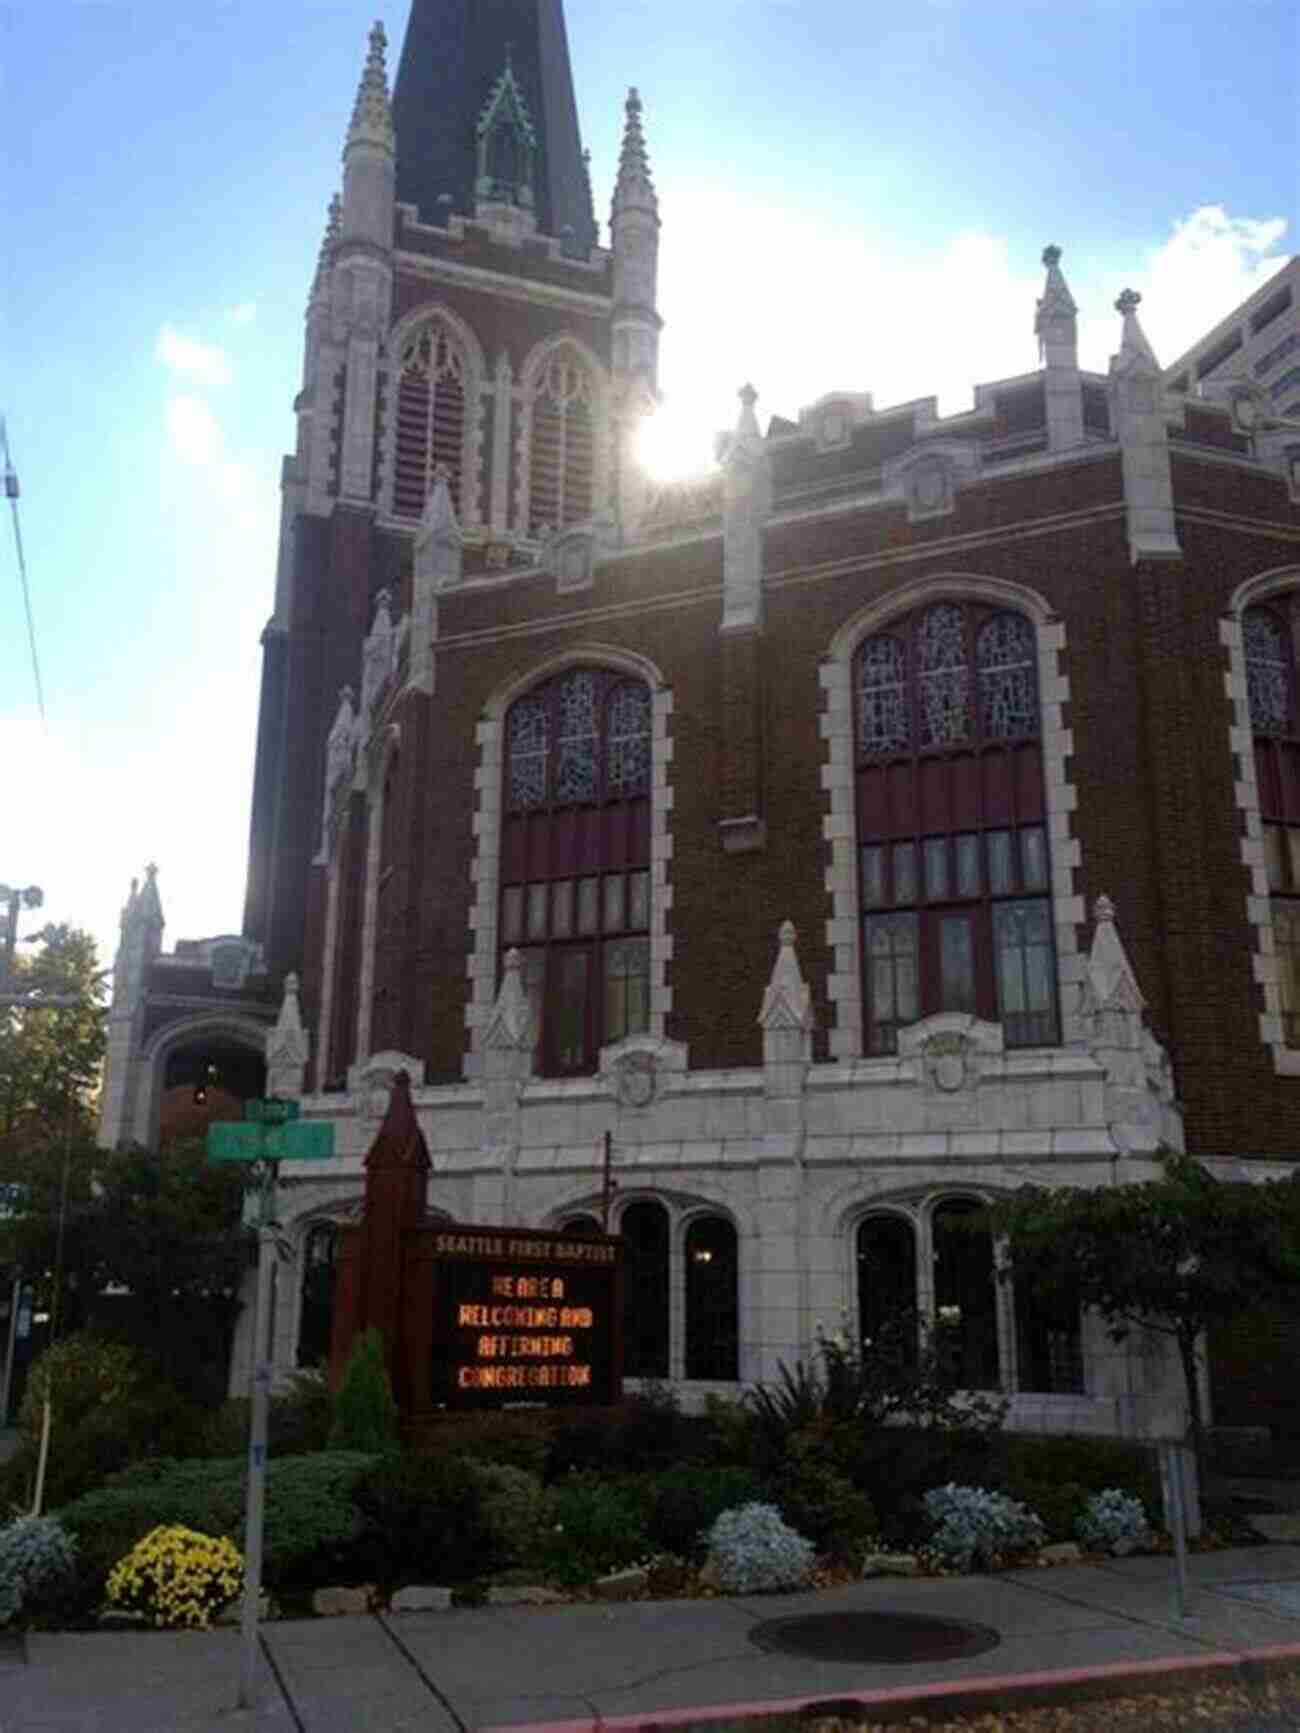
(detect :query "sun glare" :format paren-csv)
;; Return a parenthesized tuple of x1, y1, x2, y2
(635, 400, 718, 485)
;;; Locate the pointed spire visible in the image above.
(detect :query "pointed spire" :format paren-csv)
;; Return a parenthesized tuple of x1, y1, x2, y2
(484, 948, 534, 1051)
(1035, 244, 1077, 350)
(365, 1069, 431, 1172)
(347, 19, 394, 157)
(266, 970, 311, 1098)
(612, 87, 657, 220)
(136, 862, 163, 929)
(1113, 287, 1160, 373)
(1082, 894, 1146, 1015)
(759, 921, 814, 1031)
(420, 465, 461, 543)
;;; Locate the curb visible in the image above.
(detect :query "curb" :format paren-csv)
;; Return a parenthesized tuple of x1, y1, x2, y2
(484, 1643, 1300, 1733)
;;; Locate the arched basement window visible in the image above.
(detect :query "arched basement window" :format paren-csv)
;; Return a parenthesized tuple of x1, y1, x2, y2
(684, 1216, 739, 1381)
(855, 602, 1057, 1053)
(501, 668, 651, 1075)
(620, 1199, 669, 1378)
(856, 1213, 917, 1363)
(297, 1223, 338, 1369)
(932, 1198, 999, 1390)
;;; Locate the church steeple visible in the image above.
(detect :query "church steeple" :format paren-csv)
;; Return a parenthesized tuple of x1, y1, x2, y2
(391, 0, 595, 248)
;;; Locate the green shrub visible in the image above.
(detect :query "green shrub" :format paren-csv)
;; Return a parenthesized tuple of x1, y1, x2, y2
(352, 1452, 492, 1587)
(995, 1434, 1161, 1518)
(204, 1369, 335, 1460)
(0, 1515, 78, 1627)
(1010, 1478, 1089, 1544)
(417, 1411, 552, 1477)
(469, 1461, 548, 1568)
(829, 1423, 1001, 1547)
(767, 1436, 877, 1566)
(9, 1347, 209, 1511)
(644, 1465, 764, 1561)
(531, 1473, 653, 1587)
(58, 1450, 375, 1604)
(329, 1330, 399, 1454)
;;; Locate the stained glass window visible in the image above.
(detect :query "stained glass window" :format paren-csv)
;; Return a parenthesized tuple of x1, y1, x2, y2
(918, 604, 971, 747)
(978, 613, 1038, 739)
(500, 668, 653, 1074)
(685, 1216, 739, 1380)
(1245, 607, 1291, 735)
(853, 600, 1056, 1052)
(858, 635, 909, 756)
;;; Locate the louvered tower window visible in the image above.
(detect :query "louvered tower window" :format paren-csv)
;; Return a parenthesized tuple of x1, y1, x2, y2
(854, 601, 1058, 1054)
(528, 354, 594, 534)
(1245, 602, 1300, 1042)
(393, 323, 466, 518)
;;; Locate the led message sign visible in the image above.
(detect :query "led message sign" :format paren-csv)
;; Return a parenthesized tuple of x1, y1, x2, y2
(429, 1228, 621, 1408)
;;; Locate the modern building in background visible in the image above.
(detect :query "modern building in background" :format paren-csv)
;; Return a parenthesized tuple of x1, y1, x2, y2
(1164, 257, 1300, 419)
(99, 0, 1300, 1443)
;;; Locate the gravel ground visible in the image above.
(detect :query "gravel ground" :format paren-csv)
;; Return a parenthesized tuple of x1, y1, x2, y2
(809, 1669, 1300, 1730)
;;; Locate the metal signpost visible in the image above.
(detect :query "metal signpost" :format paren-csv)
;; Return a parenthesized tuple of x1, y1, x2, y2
(207, 1099, 333, 1710)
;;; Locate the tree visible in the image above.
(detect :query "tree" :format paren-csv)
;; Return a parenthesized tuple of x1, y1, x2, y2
(0, 924, 105, 1150)
(0, 1136, 251, 1404)
(983, 1154, 1300, 1469)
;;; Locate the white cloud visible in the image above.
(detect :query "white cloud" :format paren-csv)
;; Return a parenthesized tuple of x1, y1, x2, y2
(650, 190, 1290, 468)
(155, 323, 231, 388)
(226, 301, 257, 327)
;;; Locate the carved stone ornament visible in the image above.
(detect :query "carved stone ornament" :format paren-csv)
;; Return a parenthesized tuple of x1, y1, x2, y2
(614, 1049, 657, 1108)
(347, 1050, 427, 1126)
(897, 1013, 1002, 1094)
(908, 455, 953, 520)
(551, 528, 595, 593)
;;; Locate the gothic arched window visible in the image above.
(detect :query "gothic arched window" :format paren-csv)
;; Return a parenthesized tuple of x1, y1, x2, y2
(297, 1223, 338, 1368)
(1245, 603, 1300, 1043)
(528, 352, 595, 534)
(393, 322, 466, 518)
(932, 1199, 999, 1390)
(854, 602, 1056, 1053)
(621, 1199, 669, 1378)
(684, 1216, 739, 1381)
(501, 668, 651, 1075)
(856, 1213, 917, 1363)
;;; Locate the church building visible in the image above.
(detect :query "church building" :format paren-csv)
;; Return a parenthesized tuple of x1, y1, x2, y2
(99, 0, 1300, 1439)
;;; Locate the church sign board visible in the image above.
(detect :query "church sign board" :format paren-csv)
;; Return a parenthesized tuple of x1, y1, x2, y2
(428, 1227, 622, 1408)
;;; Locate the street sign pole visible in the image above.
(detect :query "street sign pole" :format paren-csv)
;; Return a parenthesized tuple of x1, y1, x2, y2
(238, 1157, 278, 1711)
(206, 1098, 334, 1712)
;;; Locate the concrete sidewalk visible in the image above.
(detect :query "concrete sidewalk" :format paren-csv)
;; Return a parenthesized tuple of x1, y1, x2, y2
(8, 1543, 1300, 1733)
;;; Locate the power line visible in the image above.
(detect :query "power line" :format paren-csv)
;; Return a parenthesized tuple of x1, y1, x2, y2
(1, 417, 47, 729)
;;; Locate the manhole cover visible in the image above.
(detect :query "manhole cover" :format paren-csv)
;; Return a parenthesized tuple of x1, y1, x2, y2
(750, 1610, 1000, 1666)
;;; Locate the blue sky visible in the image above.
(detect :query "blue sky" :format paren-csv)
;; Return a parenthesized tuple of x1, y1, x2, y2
(2, 0, 1295, 978)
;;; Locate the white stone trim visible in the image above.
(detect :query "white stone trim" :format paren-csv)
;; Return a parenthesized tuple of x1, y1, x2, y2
(316, 861, 343, 1091)
(354, 728, 401, 1067)
(513, 333, 612, 534)
(377, 300, 487, 529)
(819, 573, 1082, 1061)
(465, 644, 672, 1078)
(1223, 564, 1300, 1075)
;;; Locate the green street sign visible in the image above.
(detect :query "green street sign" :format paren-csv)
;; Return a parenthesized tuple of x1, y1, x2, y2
(208, 1124, 264, 1163)
(207, 1112, 334, 1164)
(266, 1121, 333, 1160)
(245, 1098, 301, 1125)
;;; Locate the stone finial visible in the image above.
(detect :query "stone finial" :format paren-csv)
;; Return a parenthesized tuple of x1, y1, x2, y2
(483, 948, 535, 1052)
(309, 194, 342, 304)
(266, 969, 311, 1096)
(1035, 242, 1078, 340)
(1081, 893, 1146, 1015)
(611, 85, 657, 220)
(1113, 288, 1160, 371)
(419, 465, 461, 543)
(759, 920, 814, 1031)
(346, 19, 395, 156)
(135, 862, 163, 929)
